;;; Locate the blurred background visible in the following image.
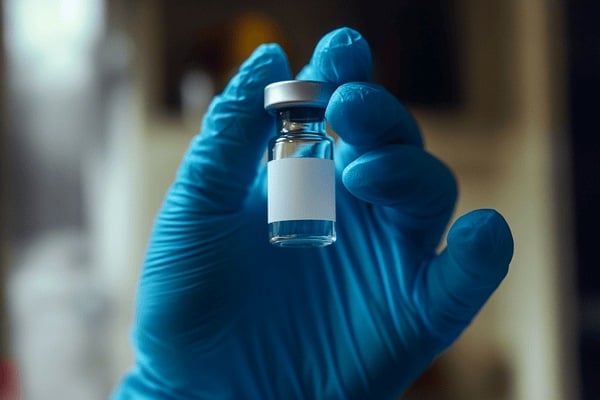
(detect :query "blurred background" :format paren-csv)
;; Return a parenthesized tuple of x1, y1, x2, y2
(0, 0, 597, 398)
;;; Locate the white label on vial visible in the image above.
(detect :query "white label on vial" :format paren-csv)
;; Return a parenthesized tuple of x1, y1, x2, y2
(268, 158, 335, 223)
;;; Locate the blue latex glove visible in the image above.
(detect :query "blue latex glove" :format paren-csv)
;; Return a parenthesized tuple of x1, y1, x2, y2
(113, 28, 513, 399)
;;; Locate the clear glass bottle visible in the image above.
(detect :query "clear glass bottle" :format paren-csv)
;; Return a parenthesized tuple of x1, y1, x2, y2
(264, 80, 336, 247)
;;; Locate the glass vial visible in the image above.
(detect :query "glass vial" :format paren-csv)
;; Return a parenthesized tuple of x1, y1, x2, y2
(264, 80, 336, 247)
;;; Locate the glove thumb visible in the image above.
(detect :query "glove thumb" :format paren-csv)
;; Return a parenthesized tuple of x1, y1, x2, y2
(174, 44, 291, 213)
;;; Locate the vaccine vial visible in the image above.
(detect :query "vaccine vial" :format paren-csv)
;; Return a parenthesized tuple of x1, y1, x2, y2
(264, 80, 336, 247)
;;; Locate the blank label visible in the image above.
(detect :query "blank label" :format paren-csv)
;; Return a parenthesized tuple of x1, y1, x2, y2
(268, 158, 335, 223)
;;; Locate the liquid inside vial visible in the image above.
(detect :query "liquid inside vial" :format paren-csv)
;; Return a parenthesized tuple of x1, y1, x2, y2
(269, 220, 336, 247)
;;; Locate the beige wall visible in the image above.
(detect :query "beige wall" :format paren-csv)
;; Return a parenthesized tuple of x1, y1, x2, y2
(417, 1, 578, 399)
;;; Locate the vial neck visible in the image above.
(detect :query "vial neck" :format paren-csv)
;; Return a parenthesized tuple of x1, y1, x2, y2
(277, 108, 326, 135)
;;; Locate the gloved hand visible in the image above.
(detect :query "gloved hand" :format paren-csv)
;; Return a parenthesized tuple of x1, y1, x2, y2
(113, 27, 514, 399)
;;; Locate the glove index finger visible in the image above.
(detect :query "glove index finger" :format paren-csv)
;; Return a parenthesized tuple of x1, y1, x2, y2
(296, 27, 373, 84)
(328, 83, 423, 150)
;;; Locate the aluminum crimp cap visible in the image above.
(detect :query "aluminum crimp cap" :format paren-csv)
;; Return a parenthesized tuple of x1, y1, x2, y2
(264, 80, 336, 112)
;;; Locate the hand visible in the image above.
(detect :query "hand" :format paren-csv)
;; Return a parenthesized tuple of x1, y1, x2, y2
(113, 27, 514, 399)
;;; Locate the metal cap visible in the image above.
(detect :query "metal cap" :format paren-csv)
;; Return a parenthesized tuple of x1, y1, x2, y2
(264, 80, 336, 112)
